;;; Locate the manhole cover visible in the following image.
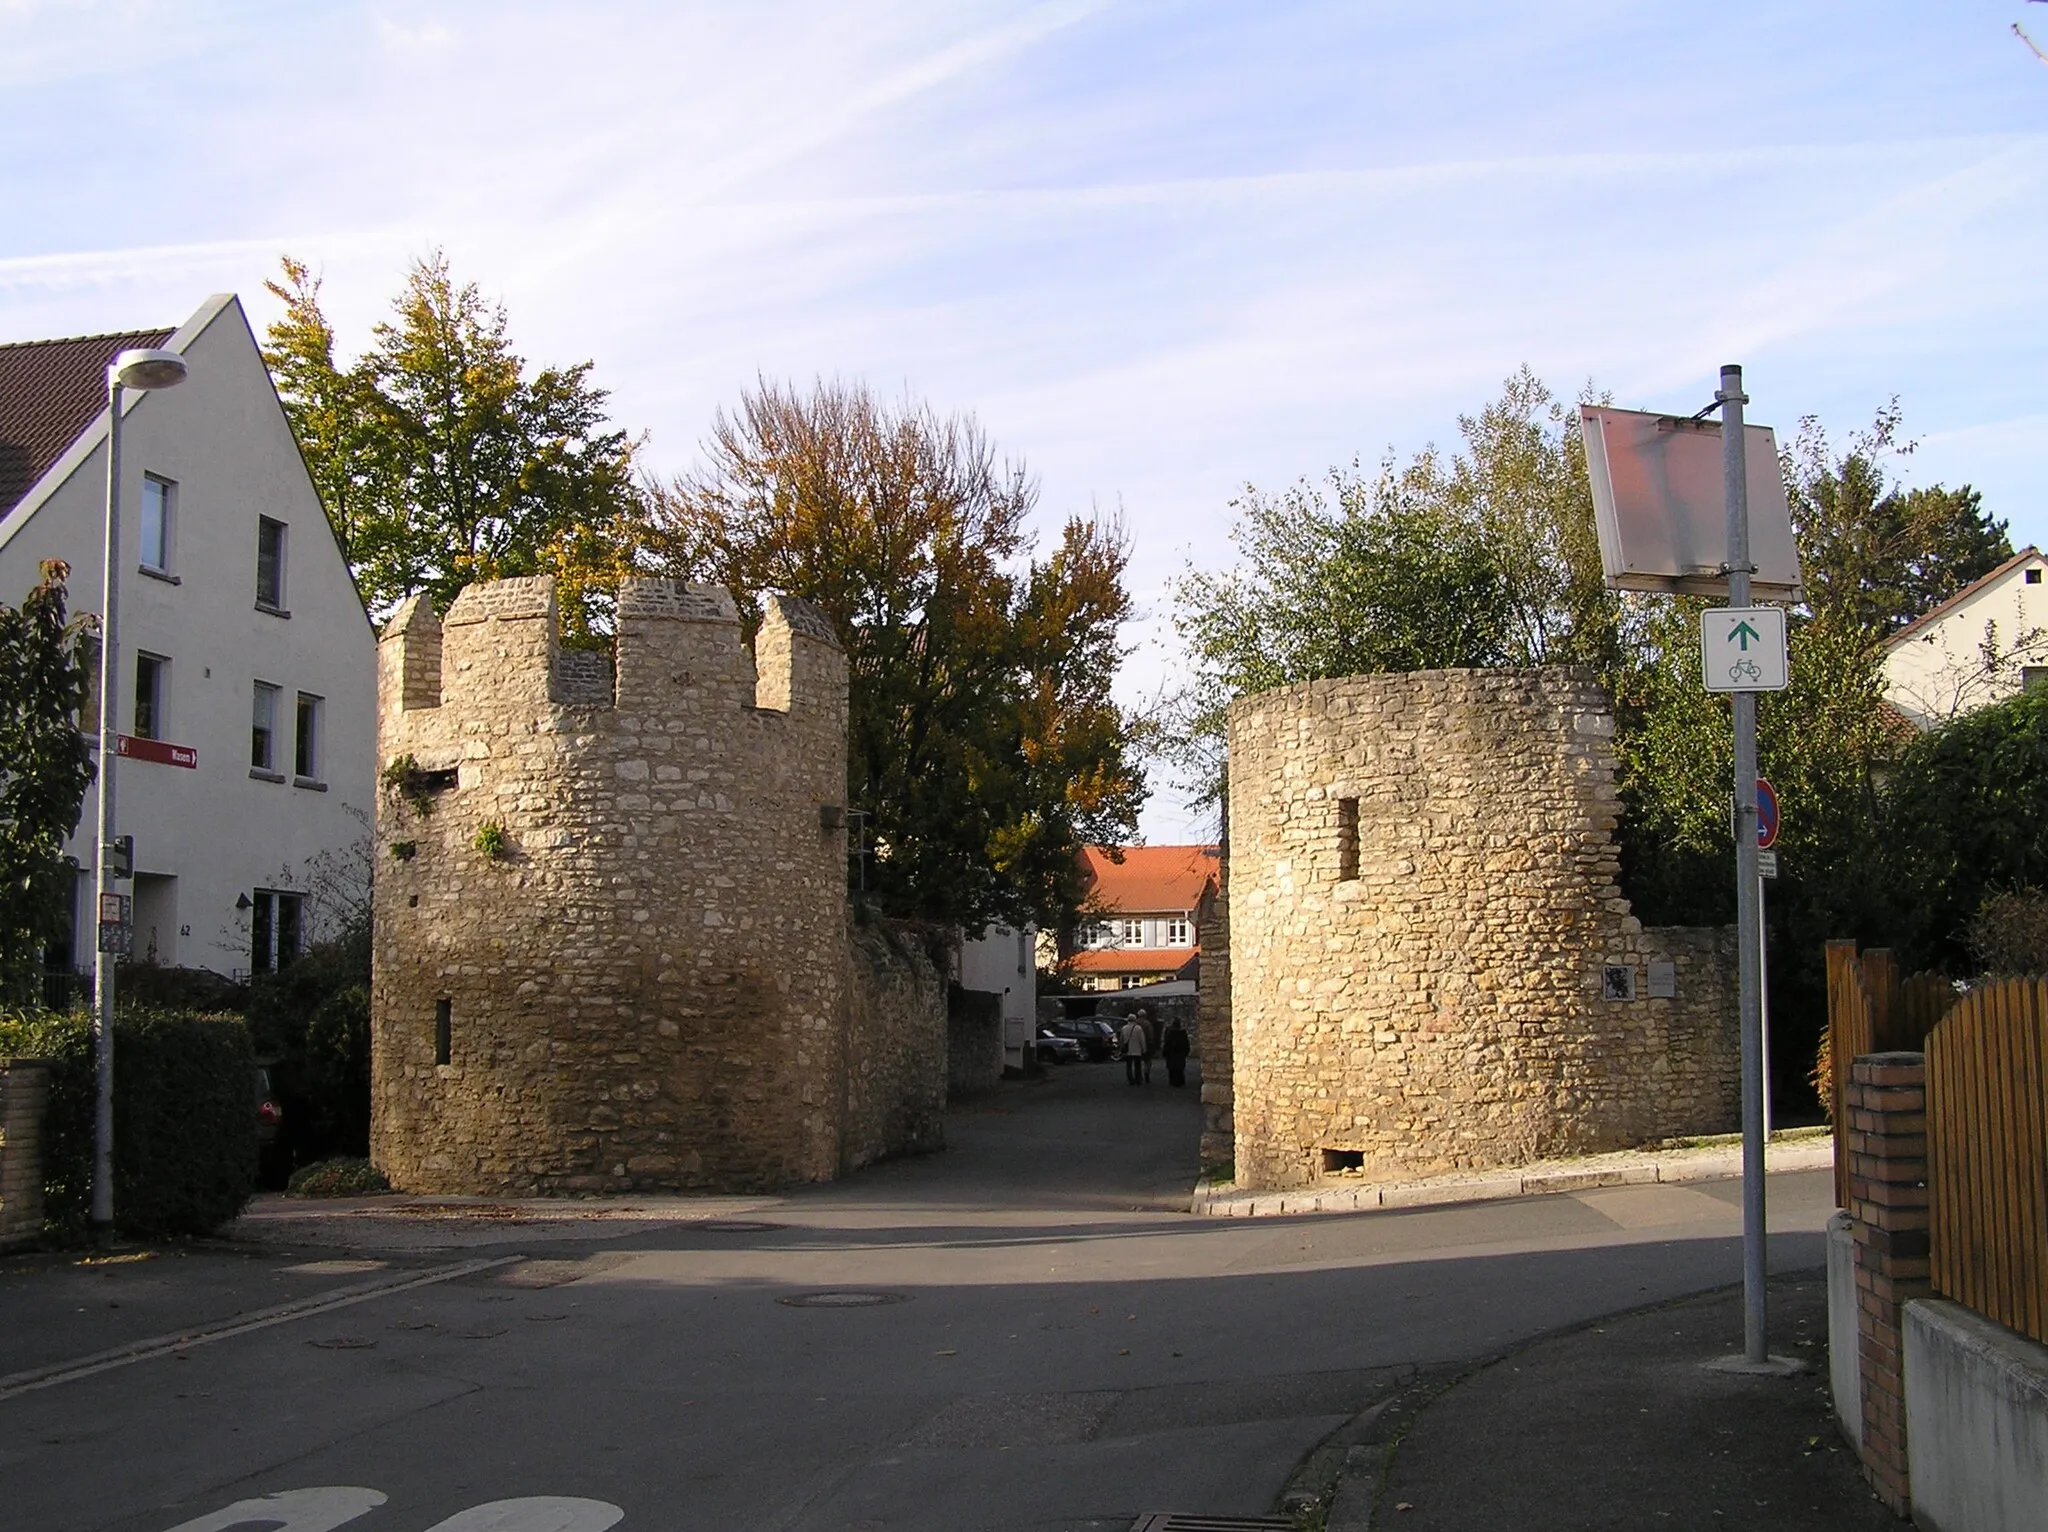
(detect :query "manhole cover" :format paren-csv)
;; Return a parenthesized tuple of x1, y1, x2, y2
(776, 1290, 909, 1309)
(695, 1220, 785, 1233)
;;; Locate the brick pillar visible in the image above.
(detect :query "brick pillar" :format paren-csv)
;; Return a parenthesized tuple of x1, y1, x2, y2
(0, 1059, 52, 1253)
(1846, 1051, 1930, 1517)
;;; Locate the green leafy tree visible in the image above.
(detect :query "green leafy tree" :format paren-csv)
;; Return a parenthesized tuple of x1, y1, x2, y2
(0, 560, 95, 1004)
(1165, 370, 1612, 805)
(1783, 402, 2011, 637)
(649, 378, 1145, 935)
(1884, 687, 2048, 972)
(264, 253, 644, 635)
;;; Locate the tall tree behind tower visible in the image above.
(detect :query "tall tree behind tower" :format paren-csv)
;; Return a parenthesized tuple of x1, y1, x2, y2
(648, 379, 1145, 934)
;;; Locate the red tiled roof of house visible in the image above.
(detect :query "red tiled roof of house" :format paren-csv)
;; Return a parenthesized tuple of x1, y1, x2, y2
(1884, 546, 2045, 649)
(1080, 843, 1219, 915)
(0, 327, 176, 517)
(1067, 947, 1201, 978)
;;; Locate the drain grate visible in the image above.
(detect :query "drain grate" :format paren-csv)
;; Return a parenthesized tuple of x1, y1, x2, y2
(776, 1289, 909, 1308)
(1129, 1518, 1295, 1531)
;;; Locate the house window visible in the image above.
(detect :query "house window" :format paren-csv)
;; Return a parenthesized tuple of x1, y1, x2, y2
(250, 889, 303, 974)
(1165, 916, 1191, 947)
(256, 517, 287, 610)
(2027, 568, 2043, 585)
(295, 692, 322, 780)
(1121, 918, 1144, 946)
(133, 652, 167, 739)
(251, 682, 279, 771)
(140, 476, 174, 572)
(1337, 796, 1360, 881)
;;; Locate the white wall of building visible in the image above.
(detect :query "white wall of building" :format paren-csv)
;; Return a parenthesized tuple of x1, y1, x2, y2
(958, 924, 1036, 1067)
(0, 295, 375, 976)
(1884, 550, 2048, 728)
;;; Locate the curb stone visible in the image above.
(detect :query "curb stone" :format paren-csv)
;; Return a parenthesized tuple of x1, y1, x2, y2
(1193, 1134, 1833, 1218)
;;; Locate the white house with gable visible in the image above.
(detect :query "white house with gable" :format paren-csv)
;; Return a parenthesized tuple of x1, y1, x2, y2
(1882, 546, 2048, 729)
(0, 293, 375, 985)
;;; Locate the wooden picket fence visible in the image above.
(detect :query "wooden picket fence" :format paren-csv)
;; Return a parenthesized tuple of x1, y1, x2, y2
(1824, 941, 1954, 1206)
(1926, 976, 2048, 1347)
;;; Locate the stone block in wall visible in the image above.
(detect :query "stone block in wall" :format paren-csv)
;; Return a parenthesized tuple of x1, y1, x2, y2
(948, 986, 1004, 1102)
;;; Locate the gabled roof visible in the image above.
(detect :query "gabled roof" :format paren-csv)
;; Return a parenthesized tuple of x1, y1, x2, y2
(0, 327, 176, 516)
(1080, 843, 1219, 915)
(1884, 547, 2046, 649)
(1067, 947, 1201, 977)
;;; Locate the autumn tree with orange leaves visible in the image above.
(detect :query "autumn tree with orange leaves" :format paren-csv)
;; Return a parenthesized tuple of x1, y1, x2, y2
(648, 379, 1144, 934)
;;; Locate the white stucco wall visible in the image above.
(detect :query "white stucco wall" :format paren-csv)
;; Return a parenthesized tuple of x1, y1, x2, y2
(1905, 1298, 2048, 1532)
(1884, 550, 2048, 728)
(958, 924, 1037, 1064)
(0, 294, 375, 976)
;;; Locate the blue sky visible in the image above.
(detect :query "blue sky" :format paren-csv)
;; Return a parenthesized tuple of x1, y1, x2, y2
(4, 1, 2044, 838)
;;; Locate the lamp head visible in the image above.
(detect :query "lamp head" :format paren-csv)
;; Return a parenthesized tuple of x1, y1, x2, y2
(108, 349, 187, 391)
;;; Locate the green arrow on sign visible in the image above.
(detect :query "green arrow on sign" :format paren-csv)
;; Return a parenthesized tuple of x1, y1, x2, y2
(1729, 619, 1760, 650)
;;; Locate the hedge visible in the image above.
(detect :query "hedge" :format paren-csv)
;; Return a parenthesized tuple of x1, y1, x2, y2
(0, 1006, 257, 1240)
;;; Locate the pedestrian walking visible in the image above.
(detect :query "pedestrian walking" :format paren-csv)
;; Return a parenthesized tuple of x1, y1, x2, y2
(1136, 1005, 1157, 1082)
(1119, 1015, 1148, 1085)
(1161, 1017, 1190, 1087)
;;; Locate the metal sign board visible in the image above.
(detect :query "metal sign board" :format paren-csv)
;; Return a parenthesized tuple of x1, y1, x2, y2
(1579, 406, 1803, 599)
(1756, 778, 1780, 849)
(1700, 606, 1789, 692)
(117, 734, 198, 768)
(97, 920, 131, 955)
(1757, 849, 1779, 879)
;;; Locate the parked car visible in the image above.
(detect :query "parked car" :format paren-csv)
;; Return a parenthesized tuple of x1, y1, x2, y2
(1034, 1030, 1084, 1064)
(1042, 1017, 1119, 1061)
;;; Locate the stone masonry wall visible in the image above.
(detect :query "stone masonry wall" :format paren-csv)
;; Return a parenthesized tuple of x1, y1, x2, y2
(845, 924, 949, 1167)
(370, 575, 944, 1194)
(1198, 830, 1233, 1168)
(1227, 668, 1739, 1193)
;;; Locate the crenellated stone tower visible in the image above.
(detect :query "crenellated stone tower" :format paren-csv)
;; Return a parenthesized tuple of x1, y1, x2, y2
(370, 575, 943, 1195)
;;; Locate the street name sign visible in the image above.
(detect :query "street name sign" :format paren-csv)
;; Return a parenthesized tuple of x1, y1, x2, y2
(1700, 606, 1788, 692)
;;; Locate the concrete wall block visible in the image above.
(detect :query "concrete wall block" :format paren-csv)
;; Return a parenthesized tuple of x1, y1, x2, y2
(1906, 1299, 2048, 1532)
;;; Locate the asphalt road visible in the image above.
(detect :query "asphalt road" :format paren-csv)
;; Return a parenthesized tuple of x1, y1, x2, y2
(2, 1060, 1837, 1532)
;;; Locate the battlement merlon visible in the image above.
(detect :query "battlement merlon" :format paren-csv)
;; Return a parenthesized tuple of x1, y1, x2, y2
(379, 594, 443, 713)
(754, 593, 848, 716)
(377, 575, 849, 721)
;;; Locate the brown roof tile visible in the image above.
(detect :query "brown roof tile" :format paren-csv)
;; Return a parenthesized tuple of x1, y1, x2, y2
(0, 327, 176, 517)
(1079, 843, 1219, 915)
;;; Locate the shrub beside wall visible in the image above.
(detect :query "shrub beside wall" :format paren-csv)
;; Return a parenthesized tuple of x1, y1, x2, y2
(0, 1007, 257, 1240)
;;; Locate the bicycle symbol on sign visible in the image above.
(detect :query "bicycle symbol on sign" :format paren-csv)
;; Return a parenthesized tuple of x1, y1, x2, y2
(1728, 658, 1763, 686)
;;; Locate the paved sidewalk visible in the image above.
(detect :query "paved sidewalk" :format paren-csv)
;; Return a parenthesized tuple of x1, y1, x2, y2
(1194, 1129, 1833, 1218)
(1328, 1272, 1894, 1532)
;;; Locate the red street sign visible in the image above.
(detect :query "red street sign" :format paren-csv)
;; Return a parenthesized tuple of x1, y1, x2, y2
(1756, 777, 1780, 850)
(117, 734, 197, 768)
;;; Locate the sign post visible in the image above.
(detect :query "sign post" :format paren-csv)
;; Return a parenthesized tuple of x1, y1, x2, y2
(1582, 367, 1802, 1373)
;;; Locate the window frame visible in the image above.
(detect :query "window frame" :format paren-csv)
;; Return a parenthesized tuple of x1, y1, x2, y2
(139, 475, 175, 574)
(256, 516, 288, 612)
(294, 691, 323, 782)
(251, 681, 280, 774)
(1165, 915, 1192, 947)
(250, 888, 304, 975)
(132, 651, 167, 740)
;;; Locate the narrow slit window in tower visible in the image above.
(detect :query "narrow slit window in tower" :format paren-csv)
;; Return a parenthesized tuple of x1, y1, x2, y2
(435, 998, 452, 1065)
(1336, 797, 1360, 881)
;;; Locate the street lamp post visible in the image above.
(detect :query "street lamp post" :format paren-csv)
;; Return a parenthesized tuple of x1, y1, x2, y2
(91, 346, 188, 1241)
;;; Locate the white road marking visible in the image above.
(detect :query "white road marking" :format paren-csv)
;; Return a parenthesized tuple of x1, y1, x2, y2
(0, 1256, 521, 1402)
(157, 1491, 625, 1532)
(160, 1486, 386, 1531)
(421, 1499, 625, 1532)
